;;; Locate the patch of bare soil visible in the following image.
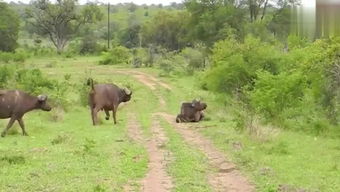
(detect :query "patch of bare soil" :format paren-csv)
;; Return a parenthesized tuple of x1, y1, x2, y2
(131, 71, 172, 91)
(126, 113, 173, 192)
(125, 70, 254, 192)
(126, 113, 144, 144)
(114, 70, 172, 91)
(157, 112, 255, 192)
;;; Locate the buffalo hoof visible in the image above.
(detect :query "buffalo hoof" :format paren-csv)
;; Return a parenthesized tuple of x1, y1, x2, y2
(1, 132, 6, 137)
(23, 132, 29, 136)
(105, 116, 109, 120)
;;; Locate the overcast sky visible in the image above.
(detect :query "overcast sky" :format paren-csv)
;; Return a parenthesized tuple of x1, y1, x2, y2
(3, 0, 184, 5)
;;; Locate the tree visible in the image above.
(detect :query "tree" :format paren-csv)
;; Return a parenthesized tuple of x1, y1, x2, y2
(127, 3, 137, 12)
(119, 14, 141, 48)
(0, 2, 20, 52)
(246, 0, 300, 22)
(141, 11, 190, 50)
(25, 0, 103, 53)
(185, 0, 246, 46)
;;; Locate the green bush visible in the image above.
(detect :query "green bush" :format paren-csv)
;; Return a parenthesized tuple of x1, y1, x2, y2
(0, 2, 20, 52)
(180, 47, 205, 74)
(0, 52, 12, 63)
(0, 65, 14, 88)
(203, 36, 281, 94)
(203, 36, 340, 136)
(15, 69, 55, 94)
(99, 46, 131, 65)
(248, 71, 306, 120)
(0, 51, 27, 63)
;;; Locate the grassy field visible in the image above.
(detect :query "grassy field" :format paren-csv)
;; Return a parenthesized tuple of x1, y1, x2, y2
(1, 56, 339, 192)
(156, 73, 340, 192)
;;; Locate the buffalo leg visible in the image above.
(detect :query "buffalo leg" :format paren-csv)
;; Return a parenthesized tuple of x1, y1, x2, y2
(104, 109, 110, 120)
(91, 108, 96, 125)
(92, 107, 100, 125)
(199, 111, 205, 121)
(176, 114, 187, 123)
(18, 118, 28, 136)
(193, 112, 204, 122)
(112, 105, 117, 124)
(1, 117, 16, 137)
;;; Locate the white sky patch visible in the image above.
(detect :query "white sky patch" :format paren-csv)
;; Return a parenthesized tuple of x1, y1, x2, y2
(301, 0, 316, 8)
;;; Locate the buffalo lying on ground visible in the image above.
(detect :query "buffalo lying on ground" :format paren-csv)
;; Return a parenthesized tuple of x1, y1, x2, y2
(176, 99, 207, 123)
(0, 90, 52, 137)
(87, 78, 132, 125)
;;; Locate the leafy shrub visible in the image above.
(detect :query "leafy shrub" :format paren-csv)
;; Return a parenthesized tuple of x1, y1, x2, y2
(68, 37, 105, 55)
(78, 78, 91, 107)
(158, 59, 174, 77)
(99, 46, 131, 65)
(15, 69, 55, 94)
(248, 71, 306, 120)
(203, 36, 281, 94)
(204, 36, 340, 136)
(0, 65, 14, 88)
(0, 52, 12, 63)
(0, 2, 20, 52)
(180, 47, 205, 74)
(0, 51, 27, 63)
(0, 65, 70, 109)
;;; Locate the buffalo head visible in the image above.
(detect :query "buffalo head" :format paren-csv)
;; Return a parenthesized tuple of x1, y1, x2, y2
(191, 99, 207, 111)
(121, 88, 132, 102)
(37, 95, 52, 111)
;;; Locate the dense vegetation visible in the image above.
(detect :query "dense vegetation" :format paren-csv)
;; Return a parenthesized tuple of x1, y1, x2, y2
(0, 1, 339, 190)
(0, 0, 338, 135)
(3, 0, 336, 136)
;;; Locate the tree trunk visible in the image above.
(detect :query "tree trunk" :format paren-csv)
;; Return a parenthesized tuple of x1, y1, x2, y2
(261, 0, 269, 20)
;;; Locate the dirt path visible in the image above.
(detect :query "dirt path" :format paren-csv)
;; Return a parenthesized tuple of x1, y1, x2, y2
(114, 70, 172, 91)
(158, 112, 255, 192)
(124, 70, 254, 191)
(126, 113, 173, 192)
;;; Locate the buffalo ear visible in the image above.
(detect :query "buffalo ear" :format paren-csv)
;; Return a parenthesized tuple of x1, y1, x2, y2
(37, 95, 47, 102)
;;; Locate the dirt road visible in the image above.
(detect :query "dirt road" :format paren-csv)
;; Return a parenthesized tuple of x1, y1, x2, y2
(120, 70, 254, 192)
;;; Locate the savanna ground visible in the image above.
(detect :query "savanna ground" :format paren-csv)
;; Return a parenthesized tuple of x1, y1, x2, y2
(0, 56, 339, 192)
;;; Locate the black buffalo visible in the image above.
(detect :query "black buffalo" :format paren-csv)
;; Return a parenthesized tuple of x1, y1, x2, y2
(176, 99, 207, 123)
(87, 78, 132, 125)
(0, 90, 52, 137)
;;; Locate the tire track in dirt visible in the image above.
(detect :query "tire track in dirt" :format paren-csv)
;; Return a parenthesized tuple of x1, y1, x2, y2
(126, 113, 173, 192)
(124, 70, 254, 191)
(157, 112, 255, 192)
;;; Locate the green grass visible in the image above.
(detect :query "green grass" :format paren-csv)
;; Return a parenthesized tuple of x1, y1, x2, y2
(0, 107, 148, 191)
(1, 56, 340, 191)
(0, 56, 150, 191)
(156, 73, 340, 192)
(160, 119, 212, 192)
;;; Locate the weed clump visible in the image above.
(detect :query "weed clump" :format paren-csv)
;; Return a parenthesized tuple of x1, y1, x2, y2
(51, 134, 70, 145)
(1, 155, 26, 164)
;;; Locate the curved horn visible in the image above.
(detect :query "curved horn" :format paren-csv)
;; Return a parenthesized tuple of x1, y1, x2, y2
(37, 95, 47, 101)
(124, 88, 132, 96)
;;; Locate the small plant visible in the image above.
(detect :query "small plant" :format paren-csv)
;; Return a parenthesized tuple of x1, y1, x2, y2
(99, 46, 131, 65)
(93, 184, 106, 192)
(0, 65, 14, 88)
(51, 134, 70, 145)
(1, 155, 25, 164)
(82, 138, 96, 153)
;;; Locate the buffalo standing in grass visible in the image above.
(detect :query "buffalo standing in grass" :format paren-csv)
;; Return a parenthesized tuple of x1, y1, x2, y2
(176, 99, 207, 123)
(87, 78, 132, 125)
(0, 90, 52, 137)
